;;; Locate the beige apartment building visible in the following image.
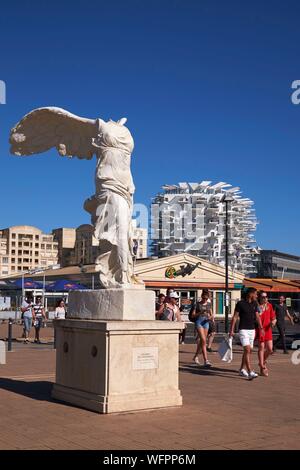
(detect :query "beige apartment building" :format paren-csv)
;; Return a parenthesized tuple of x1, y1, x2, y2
(73, 224, 101, 266)
(0, 221, 148, 276)
(53, 222, 148, 268)
(52, 227, 76, 267)
(0, 225, 58, 277)
(52, 225, 101, 267)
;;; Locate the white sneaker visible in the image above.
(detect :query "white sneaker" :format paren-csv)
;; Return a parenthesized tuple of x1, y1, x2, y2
(193, 356, 200, 365)
(204, 360, 212, 368)
(239, 368, 249, 377)
(181, 341, 185, 345)
(248, 371, 258, 380)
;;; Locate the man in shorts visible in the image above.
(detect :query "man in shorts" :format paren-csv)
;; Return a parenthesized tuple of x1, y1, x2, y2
(207, 318, 216, 352)
(229, 288, 265, 380)
(33, 297, 46, 344)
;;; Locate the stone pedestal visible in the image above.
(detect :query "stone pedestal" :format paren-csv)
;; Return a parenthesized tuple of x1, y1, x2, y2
(52, 319, 183, 413)
(52, 289, 183, 414)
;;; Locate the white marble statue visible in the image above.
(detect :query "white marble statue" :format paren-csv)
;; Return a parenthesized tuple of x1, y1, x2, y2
(9, 107, 142, 288)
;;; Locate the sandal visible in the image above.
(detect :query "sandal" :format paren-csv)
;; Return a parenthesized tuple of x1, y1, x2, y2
(260, 366, 269, 377)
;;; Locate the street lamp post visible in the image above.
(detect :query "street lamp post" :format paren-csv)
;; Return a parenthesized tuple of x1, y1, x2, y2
(223, 193, 234, 333)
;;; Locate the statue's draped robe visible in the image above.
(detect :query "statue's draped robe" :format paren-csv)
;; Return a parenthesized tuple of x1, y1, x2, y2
(84, 120, 135, 287)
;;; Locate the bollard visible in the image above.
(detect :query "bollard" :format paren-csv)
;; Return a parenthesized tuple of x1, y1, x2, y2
(8, 318, 13, 352)
(53, 324, 56, 349)
(0, 340, 6, 364)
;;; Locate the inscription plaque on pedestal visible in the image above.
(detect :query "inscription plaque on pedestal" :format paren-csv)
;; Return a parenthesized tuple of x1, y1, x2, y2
(132, 347, 159, 370)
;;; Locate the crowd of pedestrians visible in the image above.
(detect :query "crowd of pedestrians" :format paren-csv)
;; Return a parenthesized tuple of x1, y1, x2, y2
(155, 287, 295, 380)
(21, 294, 66, 344)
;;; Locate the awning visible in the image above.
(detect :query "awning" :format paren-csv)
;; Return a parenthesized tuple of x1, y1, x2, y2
(244, 278, 300, 293)
(13, 279, 44, 289)
(45, 280, 88, 292)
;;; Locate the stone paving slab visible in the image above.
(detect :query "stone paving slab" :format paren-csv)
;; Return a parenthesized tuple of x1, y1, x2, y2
(0, 343, 299, 450)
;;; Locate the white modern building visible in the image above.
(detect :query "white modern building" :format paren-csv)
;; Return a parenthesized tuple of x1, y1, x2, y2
(151, 181, 259, 275)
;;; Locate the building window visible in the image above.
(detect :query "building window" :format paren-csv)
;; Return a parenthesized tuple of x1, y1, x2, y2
(11, 258, 15, 263)
(11, 266, 15, 271)
(35, 235, 39, 240)
(41, 244, 45, 249)
(18, 250, 22, 255)
(35, 259, 38, 263)
(18, 267, 22, 271)
(12, 233, 16, 239)
(12, 250, 15, 255)
(46, 244, 52, 250)
(12, 242, 15, 247)
(18, 258, 22, 263)
(2, 257, 9, 264)
(35, 243, 39, 248)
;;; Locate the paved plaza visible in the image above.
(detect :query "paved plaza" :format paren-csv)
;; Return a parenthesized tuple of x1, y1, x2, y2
(0, 340, 299, 450)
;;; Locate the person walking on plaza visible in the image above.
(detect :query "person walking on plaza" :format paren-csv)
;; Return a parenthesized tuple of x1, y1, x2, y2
(273, 295, 294, 354)
(155, 293, 166, 319)
(256, 291, 276, 376)
(55, 299, 66, 319)
(229, 288, 264, 380)
(157, 292, 181, 322)
(207, 317, 216, 352)
(21, 294, 35, 344)
(33, 296, 46, 344)
(190, 290, 213, 367)
(179, 304, 187, 344)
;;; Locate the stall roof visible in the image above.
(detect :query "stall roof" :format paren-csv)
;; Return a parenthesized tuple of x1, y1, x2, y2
(244, 278, 300, 293)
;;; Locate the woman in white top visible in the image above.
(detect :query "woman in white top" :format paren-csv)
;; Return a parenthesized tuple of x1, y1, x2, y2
(55, 299, 66, 319)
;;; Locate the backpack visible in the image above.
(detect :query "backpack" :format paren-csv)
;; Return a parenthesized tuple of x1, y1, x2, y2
(161, 306, 175, 321)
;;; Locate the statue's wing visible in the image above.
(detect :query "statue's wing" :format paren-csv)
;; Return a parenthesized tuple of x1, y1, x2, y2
(10, 107, 98, 160)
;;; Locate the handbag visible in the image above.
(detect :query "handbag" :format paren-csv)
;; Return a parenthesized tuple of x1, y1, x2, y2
(218, 336, 233, 363)
(188, 309, 196, 323)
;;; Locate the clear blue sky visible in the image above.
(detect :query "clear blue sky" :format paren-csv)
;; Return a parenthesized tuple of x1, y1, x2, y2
(0, 0, 299, 254)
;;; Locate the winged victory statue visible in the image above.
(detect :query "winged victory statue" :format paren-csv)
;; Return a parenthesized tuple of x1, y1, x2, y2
(9, 107, 143, 289)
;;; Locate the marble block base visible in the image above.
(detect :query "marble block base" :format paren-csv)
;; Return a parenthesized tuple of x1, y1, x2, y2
(52, 319, 183, 414)
(67, 289, 155, 321)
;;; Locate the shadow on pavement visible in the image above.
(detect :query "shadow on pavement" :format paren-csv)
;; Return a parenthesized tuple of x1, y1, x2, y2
(0, 378, 53, 401)
(179, 364, 241, 379)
